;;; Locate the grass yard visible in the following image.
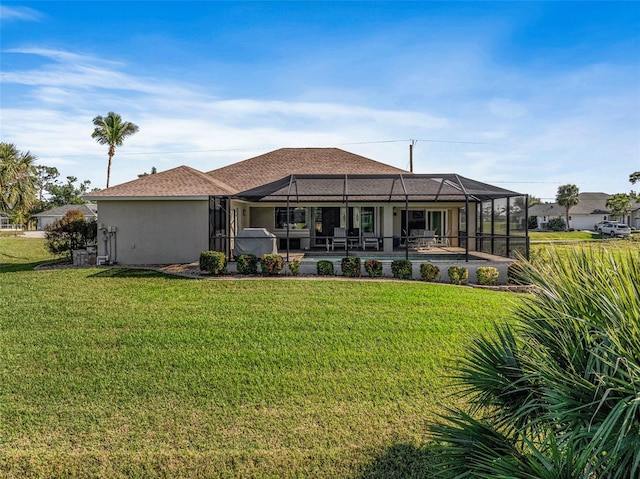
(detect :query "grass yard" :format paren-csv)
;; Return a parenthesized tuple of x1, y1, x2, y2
(0, 238, 520, 478)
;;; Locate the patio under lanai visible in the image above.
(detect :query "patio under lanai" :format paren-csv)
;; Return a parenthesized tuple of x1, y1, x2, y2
(209, 173, 529, 263)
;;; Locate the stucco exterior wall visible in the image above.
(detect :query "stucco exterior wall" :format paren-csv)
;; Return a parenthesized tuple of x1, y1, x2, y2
(96, 200, 209, 264)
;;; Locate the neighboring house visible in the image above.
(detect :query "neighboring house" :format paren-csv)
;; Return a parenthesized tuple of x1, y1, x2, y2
(84, 147, 528, 265)
(529, 192, 640, 230)
(33, 204, 98, 231)
(0, 212, 10, 229)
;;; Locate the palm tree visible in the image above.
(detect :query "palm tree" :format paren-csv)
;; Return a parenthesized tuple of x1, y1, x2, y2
(0, 142, 38, 220)
(431, 248, 640, 478)
(556, 183, 580, 231)
(91, 112, 139, 188)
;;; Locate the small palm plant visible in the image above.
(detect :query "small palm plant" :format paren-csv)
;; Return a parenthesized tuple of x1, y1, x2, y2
(431, 248, 640, 478)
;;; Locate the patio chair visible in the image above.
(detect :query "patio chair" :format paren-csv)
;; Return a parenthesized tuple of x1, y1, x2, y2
(416, 230, 436, 251)
(332, 227, 347, 250)
(436, 229, 450, 247)
(362, 232, 379, 250)
(407, 229, 421, 249)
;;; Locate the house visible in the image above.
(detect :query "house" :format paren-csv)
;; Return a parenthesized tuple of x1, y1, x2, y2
(33, 204, 98, 231)
(0, 212, 11, 229)
(84, 148, 528, 265)
(529, 192, 640, 230)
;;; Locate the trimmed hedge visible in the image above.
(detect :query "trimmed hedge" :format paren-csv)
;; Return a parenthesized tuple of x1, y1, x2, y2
(420, 263, 440, 282)
(260, 254, 284, 276)
(199, 251, 227, 275)
(288, 258, 302, 276)
(341, 257, 361, 277)
(317, 260, 334, 276)
(364, 259, 383, 278)
(476, 266, 499, 286)
(448, 266, 468, 285)
(236, 254, 259, 275)
(391, 260, 412, 280)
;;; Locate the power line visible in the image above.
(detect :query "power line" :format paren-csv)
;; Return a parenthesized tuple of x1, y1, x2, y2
(35, 138, 497, 160)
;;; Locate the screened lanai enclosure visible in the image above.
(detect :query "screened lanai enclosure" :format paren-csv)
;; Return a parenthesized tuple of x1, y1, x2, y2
(209, 173, 529, 262)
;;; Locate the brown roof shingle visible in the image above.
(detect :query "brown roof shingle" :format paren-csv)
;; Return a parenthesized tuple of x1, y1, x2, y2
(207, 148, 408, 192)
(85, 165, 235, 199)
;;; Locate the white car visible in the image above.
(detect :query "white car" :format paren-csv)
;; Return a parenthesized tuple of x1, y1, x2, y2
(599, 222, 631, 237)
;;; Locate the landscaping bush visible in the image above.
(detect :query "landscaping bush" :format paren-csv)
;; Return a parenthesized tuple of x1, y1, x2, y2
(364, 259, 383, 278)
(236, 254, 258, 275)
(317, 260, 334, 276)
(288, 258, 302, 276)
(199, 251, 227, 275)
(476, 266, 499, 286)
(341, 256, 361, 277)
(448, 266, 468, 285)
(260, 254, 284, 276)
(44, 209, 97, 257)
(419, 263, 440, 282)
(508, 261, 531, 285)
(391, 259, 412, 280)
(547, 217, 566, 231)
(432, 249, 640, 478)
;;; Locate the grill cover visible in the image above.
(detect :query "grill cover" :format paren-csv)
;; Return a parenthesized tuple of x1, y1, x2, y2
(234, 228, 278, 257)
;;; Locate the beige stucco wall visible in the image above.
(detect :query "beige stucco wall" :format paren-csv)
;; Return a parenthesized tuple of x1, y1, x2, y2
(96, 200, 209, 264)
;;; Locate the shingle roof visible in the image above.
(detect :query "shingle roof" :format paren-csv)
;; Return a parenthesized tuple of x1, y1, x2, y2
(207, 148, 408, 192)
(33, 204, 98, 218)
(85, 165, 235, 199)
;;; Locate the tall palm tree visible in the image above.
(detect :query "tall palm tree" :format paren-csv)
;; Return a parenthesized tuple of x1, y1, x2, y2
(556, 183, 580, 231)
(91, 112, 139, 188)
(0, 142, 37, 219)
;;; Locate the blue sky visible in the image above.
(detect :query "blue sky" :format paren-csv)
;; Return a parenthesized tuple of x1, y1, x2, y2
(1, 1, 639, 200)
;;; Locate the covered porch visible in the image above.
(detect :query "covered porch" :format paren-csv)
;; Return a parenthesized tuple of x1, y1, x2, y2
(209, 173, 529, 262)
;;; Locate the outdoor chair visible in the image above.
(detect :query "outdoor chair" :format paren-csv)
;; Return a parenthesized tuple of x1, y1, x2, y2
(362, 232, 379, 250)
(436, 229, 450, 247)
(332, 227, 347, 250)
(416, 230, 436, 251)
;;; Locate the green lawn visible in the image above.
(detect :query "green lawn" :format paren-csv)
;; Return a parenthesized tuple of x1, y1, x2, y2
(0, 238, 520, 478)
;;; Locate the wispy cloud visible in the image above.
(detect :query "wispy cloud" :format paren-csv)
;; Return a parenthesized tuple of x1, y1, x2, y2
(0, 5, 43, 22)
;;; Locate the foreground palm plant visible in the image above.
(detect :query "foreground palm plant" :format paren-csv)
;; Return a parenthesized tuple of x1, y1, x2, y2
(431, 248, 640, 478)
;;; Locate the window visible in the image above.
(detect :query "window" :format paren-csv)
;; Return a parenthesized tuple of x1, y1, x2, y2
(361, 207, 375, 233)
(275, 207, 307, 229)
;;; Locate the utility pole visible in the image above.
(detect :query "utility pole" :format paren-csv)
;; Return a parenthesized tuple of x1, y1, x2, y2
(409, 139, 417, 172)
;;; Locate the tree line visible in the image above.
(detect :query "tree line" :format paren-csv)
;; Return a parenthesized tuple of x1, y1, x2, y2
(1, 112, 140, 228)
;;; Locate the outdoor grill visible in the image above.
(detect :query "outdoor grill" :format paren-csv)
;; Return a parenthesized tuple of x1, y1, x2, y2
(233, 228, 278, 258)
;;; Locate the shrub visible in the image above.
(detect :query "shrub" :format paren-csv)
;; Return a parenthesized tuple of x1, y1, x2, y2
(508, 261, 531, 285)
(260, 254, 284, 276)
(44, 210, 97, 257)
(547, 217, 566, 231)
(448, 266, 468, 285)
(364, 259, 383, 278)
(236, 254, 258, 275)
(341, 256, 361, 277)
(317, 260, 334, 276)
(419, 263, 440, 282)
(476, 266, 499, 286)
(432, 249, 640, 478)
(391, 260, 412, 280)
(199, 251, 227, 275)
(288, 258, 302, 276)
